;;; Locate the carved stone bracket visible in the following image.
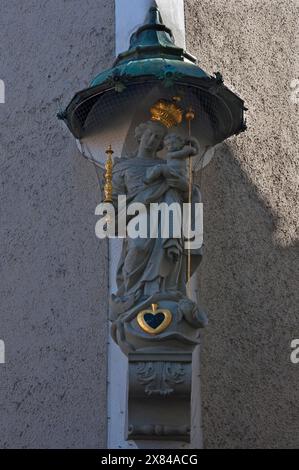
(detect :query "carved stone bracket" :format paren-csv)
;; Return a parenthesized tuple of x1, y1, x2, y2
(127, 352, 192, 441)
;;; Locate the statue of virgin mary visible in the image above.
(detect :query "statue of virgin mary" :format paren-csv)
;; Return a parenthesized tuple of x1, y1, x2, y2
(108, 118, 207, 349)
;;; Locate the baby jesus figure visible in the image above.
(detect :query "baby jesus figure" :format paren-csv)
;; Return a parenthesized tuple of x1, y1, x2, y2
(144, 132, 200, 193)
(143, 132, 200, 261)
(164, 133, 199, 178)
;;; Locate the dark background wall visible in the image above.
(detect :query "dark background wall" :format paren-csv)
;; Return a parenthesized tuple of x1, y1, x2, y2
(0, 0, 113, 448)
(185, 0, 299, 449)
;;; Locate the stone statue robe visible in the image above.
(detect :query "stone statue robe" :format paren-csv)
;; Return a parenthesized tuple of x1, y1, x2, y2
(110, 155, 203, 318)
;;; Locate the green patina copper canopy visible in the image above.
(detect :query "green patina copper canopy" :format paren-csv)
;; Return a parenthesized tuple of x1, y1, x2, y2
(58, 6, 246, 145)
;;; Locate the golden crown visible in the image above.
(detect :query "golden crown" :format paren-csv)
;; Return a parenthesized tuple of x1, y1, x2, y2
(150, 98, 183, 128)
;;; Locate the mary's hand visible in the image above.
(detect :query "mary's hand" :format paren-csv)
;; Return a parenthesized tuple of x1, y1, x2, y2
(143, 165, 163, 184)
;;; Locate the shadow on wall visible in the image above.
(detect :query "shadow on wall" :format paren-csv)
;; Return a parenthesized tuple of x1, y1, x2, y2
(198, 143, 299, 449)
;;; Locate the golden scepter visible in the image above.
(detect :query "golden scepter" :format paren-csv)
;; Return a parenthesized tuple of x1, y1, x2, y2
(185, 107, 195, 299)
(104, 144, 114, 203)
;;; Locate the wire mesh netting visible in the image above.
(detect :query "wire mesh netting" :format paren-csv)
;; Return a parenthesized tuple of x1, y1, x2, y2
(72, 80, 234, 147)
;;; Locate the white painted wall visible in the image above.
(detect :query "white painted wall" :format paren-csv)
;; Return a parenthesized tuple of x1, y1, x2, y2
(107, 0, 195, 449)
(115, 0, 186, 55)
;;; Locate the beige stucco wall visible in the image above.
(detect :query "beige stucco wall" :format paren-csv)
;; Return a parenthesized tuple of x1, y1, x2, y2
(185, 0, 299, 449)
(0, 0, 113, 448)
(0, 0, 298, 450)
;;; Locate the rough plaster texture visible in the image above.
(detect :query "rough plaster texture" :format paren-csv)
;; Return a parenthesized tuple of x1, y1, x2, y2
(185, 0, 299, 449)
(0, 0, 298, 450)
(0, 0, 114, 448)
